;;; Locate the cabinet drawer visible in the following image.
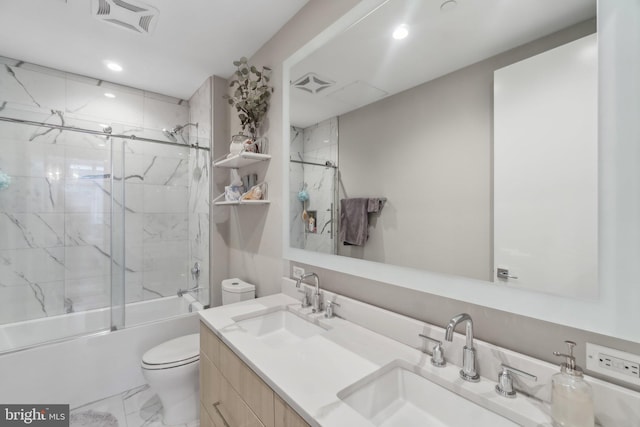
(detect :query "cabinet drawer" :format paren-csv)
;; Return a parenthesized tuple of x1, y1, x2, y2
(200, 351, 222, 420)
(274, 395, 312, 427)
(219, 342, 275, 427)
(200, 403, 217, 427)
(239, 368, 275, 427)
(209, 375, 264, 427)
(200, 321, 221, 367)
(219, 343, 241, 390)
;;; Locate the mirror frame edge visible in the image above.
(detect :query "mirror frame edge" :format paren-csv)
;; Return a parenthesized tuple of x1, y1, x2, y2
(282, 0, 640, 344)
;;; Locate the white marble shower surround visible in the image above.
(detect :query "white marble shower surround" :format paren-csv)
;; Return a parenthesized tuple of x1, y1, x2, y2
(289, 117, 338, 254)
(0, 55, 210, 325)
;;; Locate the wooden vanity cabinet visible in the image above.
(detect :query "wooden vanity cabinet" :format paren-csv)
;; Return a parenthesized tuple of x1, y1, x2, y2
(274, 395, 311, 427)
(200, 321, 311, 427)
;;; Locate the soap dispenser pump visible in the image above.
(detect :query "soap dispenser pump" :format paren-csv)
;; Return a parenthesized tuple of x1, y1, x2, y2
(551, 340, 594, 427)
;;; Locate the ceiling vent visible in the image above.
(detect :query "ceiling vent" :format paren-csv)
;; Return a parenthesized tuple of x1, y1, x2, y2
(292, 73, 335, 94)
(91, 0, 159, 35)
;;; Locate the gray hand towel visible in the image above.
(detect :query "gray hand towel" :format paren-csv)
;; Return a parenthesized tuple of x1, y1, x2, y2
(340, 198, 369, 246)
(367, 198, 386, 213)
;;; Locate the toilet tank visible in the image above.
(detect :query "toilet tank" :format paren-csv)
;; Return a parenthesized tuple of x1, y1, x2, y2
(222, 278, 255, 305)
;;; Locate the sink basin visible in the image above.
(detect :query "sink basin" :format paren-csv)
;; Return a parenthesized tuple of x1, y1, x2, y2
(234, 308, 326, 347)
(338, 360, 518, 427)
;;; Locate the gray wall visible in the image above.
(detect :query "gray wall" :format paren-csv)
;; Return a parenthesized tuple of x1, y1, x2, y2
(219, 2, 640, 393)
(221, 0, 363, 297)
(211, 75, 231, 307)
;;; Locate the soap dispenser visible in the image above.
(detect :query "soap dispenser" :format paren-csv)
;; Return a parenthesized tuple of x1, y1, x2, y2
(551, 340, 594, 427)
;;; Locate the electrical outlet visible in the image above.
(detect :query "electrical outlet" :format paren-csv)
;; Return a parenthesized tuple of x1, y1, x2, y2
(292, 266, 305, 279)
(586, 343, 640, 385)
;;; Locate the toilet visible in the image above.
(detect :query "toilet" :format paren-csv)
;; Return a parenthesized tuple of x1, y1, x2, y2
(222, 278, 256, 305)
(141, 334, 200, 425)
(141, 280, 255, 425)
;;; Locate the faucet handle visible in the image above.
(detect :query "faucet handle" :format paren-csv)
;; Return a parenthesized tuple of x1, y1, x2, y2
(324, 301, 340, 318)
(495, 364, 537, 398)
(418, 334, 446, 367)
(297, 288, 311, 308)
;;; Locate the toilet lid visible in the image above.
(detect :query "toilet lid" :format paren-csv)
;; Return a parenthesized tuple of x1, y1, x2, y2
(222, 279, 255, 293)
(142, 333, 200, 366)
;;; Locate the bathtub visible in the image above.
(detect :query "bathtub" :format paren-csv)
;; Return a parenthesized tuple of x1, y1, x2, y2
(126, 293, 204, 325)
(0, 294, 204, 408)
(0, 294, 204, 354)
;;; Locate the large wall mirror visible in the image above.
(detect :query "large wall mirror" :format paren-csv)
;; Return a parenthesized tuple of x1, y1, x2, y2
(282, 0, 640, 343)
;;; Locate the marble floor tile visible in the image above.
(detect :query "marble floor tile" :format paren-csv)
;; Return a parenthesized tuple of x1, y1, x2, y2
(122, 385, 154, 415)
(71, 384, 199, 427)
(124, 394, 163, 427)
(71, 395, 126, 427)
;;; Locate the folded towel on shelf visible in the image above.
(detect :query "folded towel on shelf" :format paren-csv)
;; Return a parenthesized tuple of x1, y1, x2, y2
(340, 198, 386, 246)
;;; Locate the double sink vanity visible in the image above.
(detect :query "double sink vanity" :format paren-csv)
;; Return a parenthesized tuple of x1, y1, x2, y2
(195, 0, 640, 425)
(197, 277, 640, 427)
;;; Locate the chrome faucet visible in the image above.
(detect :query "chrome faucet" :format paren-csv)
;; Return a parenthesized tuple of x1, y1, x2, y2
(445, 313, 480, 382)
(177, 286, 206, 297)
(295, 272, 322, 313)
(191, 262, 201, 281)
(178, 262, 203, 297)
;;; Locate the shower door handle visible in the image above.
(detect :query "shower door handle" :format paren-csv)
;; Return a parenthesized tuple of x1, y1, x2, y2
(329, 202, 334, 240)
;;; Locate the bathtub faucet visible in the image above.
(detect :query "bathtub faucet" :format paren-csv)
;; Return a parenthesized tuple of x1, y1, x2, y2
(177, 286, 206, 297)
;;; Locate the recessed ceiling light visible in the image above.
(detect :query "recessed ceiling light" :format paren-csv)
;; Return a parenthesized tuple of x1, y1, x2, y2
(106, 62, 123, 72)
(104, 93, 116, 98)
(392, 24, 409, 40)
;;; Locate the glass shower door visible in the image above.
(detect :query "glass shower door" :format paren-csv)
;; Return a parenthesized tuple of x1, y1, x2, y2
(289, 118, 339, 254)
(0, 109, 115, 352)
(111, 135, 125, 331)
(0, 108, 211, 351)
(108, 124, 210, 328)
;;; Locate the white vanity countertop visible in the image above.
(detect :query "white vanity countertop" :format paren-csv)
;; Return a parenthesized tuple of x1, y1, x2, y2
(199, 286, 556, 427)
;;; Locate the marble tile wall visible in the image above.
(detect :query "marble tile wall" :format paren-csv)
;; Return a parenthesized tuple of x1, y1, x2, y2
(117, 140, 192, 307)
(0, 56, 210, 325)
(289, 117, 338, 254)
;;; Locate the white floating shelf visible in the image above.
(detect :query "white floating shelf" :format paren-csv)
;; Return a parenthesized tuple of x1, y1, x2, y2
(213, 152, 271, 169)
(214, 200, 271, 206)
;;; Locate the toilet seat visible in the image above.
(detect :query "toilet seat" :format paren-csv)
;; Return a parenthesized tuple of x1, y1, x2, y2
(142, 333, 200, 370)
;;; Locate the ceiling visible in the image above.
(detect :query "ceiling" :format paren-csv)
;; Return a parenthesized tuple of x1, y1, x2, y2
(0, 0, 309, 99)
(290, 0, 596, 128)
